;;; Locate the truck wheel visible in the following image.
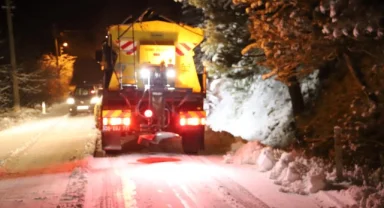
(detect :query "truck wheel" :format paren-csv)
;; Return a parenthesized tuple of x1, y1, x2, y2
(180, 127, 204, 155)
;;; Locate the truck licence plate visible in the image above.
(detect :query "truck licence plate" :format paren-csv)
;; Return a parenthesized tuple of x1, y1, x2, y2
(103, 125, 129, 132)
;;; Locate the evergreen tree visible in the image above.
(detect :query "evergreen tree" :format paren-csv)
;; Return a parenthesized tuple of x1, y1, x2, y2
(176, 0, 264, 79)
(235, 0, 384, 114)
(179, 2, 204, 27)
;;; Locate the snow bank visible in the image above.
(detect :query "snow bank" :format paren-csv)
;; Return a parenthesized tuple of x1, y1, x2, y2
(343, 185, 384, 208)
(225, 141, 384, 207)
(207, 71, 319, 147)
(225, 142, 329, 195)
(0, 107, 41, 131)
(0, 102, 65, 132)
(223, 141, 264, 165)
(338, 166, 384, 208)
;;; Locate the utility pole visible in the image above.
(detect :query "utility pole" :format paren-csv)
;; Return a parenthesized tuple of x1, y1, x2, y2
(3, 0, 20, 112)
(52, 24, 60, 77)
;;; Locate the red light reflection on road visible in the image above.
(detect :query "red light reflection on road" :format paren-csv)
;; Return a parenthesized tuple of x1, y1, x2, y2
(137, 157, 180, 164)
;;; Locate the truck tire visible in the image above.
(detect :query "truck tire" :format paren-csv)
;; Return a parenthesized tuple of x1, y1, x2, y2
(180, 127, 205, 155)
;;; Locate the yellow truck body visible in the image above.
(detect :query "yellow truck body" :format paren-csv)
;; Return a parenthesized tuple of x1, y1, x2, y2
(106, 21, 204, 93)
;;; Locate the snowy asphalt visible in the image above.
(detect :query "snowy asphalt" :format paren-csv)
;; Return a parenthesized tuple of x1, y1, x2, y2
(0, 105, 338, 208)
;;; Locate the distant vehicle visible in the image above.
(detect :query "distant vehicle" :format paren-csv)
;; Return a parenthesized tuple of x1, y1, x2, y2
(94, 9, 206, 154)
(67, 85, 100, 116)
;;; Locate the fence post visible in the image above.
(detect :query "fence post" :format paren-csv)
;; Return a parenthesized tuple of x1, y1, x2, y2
(42, 102, 46, 114)
(334, 126, 343, 181)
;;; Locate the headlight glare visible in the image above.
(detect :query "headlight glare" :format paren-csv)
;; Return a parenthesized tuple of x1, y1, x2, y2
(140, 68, 150, 78)
(67, 97, 75, 104)
(90, 97, 99, 104)
(166, 69, 176, 78)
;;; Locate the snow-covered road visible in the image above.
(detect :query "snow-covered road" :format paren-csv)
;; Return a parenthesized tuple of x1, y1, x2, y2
(0, 114, 97, 173)
(0, 109, 345, 208)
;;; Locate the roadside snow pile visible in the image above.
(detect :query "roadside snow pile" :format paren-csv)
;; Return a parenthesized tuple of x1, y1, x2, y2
(225, 141, 384, 207)
(207, 71, 319, 147)
(224, 142, 330, 195)
(0, 107, 41, 131)
(274, 156, 329, 195)
(338, 166, 384, 208)
(223, 141, 265, 164)
(0, 103, 64, 131)
(343, 185, 384, 208)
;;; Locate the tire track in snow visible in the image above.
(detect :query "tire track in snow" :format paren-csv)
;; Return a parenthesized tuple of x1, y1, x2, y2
(56, 167, 87, 208)
(193, 155, 326, 208)
(86, 157, 135, 208)
(0, 116, 68, 171)
(181, 154, 271, 208)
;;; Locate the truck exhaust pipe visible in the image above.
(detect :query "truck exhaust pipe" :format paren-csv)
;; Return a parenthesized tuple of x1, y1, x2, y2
(138, 131, 180, 145)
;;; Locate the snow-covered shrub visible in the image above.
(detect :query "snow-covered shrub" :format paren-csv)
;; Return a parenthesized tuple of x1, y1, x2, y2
(223, 141, 264, 165)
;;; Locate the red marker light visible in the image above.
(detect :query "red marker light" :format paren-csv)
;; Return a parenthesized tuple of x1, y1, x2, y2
(144, 109, 153, 118)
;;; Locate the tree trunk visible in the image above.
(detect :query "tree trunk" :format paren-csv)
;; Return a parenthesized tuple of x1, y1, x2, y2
(288, 75, 305, 116)
(5, 0, 20, 112)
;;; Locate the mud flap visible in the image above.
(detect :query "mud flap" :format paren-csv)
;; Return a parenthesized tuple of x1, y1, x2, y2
(138, 131, 180, 145)
(102, 133, 122, 151)
(180, 126, 205, 154)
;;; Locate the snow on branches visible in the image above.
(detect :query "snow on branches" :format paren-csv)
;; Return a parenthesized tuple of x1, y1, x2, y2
(0, 54, 76, 108)
(235, 0, 334, 84)
(0, 65, 45, 108)
(175, 0, 260, 79)
(317, 0, 384, 40)
(235, 0, 384, 84)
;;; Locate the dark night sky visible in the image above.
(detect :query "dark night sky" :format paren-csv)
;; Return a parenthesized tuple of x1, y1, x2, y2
(1, 0, 182, 84)
(1, 0, 181, 29)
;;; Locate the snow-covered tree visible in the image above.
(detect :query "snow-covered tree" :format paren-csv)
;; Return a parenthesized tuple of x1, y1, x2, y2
(232, 0, 329, 114)
(176, 0, 263, 79)
(179, 1, 204, 27)
(234, 0, 384, 114)
(0, 64, 44, 108)
(176, 0, 315, 148)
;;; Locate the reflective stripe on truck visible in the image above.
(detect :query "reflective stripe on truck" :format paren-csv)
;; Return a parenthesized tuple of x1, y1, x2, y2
(179, 111, 206, 126)
(102, 110, 131, 131)
(102, 110, 131, 118)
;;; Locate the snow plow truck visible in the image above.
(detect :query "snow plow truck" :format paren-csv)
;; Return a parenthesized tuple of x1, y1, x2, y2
(94, 10, 206, 154)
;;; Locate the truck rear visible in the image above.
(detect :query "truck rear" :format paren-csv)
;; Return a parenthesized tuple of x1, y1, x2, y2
(95, 15, 206, 154)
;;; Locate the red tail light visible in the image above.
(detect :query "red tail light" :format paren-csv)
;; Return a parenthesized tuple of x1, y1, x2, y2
(144, 109, 153, 118)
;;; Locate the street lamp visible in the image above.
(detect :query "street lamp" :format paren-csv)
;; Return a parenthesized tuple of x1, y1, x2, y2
(62, 42, 68, 47)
